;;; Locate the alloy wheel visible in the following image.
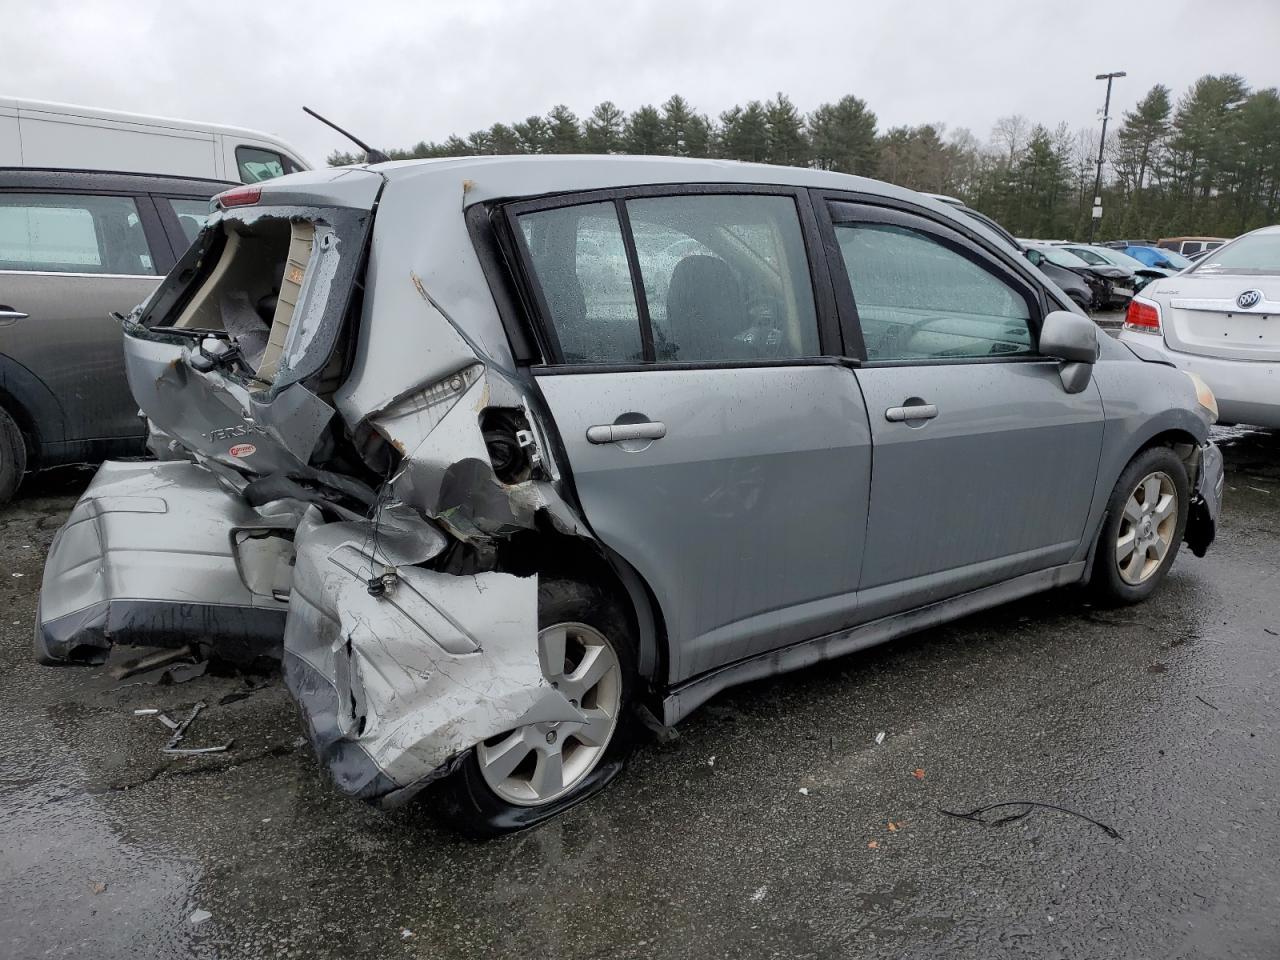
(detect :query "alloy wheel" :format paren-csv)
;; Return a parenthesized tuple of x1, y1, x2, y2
(1115, 471, 1178, 585)
(475, 621, 622, 806)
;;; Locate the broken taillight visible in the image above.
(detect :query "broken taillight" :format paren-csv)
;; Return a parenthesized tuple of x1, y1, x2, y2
(1124, 298, 1161, 333)
(215, 186, 262, 209)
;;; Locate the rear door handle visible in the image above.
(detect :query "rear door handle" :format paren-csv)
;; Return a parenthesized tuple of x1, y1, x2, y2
(885, 403, 938, 422)
(586, 421, 667, 444)
(0, 306, 29, 322)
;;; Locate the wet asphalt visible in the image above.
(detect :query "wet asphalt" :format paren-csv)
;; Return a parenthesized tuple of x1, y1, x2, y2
(2, 426, 1278, 960)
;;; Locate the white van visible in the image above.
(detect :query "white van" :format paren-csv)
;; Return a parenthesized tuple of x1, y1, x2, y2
(0, 96, 311, 183)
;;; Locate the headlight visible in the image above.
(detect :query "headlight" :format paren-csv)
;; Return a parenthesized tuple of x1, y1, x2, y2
(1182, 371, 1218, 424)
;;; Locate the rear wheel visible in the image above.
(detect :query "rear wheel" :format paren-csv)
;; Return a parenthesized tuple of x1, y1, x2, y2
(436, 577, 637, 836)
(1091, 446, 1189, 605)
(0, 406, 27, 505)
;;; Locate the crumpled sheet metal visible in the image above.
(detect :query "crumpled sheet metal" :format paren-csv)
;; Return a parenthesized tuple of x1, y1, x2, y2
(284, 508, 582, 801)
(35, 460, 295, 663)
(123, 325, 334, 475)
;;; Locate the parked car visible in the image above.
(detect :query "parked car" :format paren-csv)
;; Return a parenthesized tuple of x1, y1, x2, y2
(0, 167, 231, 501)
(36, 158, 1222, 835)
(1125, 244, 1194, 272)
(1024, 243, 1135, 309)
(923, 196, 1094, 312)
(1121, 225, 1280, 428)
(1, 96, 310, 183)
(1057, 243, 1173, 294)
(1158, 236, 1228, 259)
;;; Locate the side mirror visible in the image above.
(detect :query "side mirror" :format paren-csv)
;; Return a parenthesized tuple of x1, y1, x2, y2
(1025, 249, 1043, 266)
(1039, 309, 1098, 393)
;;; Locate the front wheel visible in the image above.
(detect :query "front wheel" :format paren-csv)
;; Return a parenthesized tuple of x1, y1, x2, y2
(435, 577, 637, 836)
(0, 406, 27, 506)
(1091, 446, 1190, 605)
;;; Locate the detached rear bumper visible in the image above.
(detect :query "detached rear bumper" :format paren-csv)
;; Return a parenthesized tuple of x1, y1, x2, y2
(282, 509, 578, 807)
(35, 460, 292, 665)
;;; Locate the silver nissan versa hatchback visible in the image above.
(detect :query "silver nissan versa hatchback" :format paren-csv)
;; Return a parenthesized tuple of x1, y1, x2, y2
(35, 156, 1223, 835)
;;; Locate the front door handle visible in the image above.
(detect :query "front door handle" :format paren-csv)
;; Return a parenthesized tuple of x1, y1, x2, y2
(0, 306, 29, 322)
(885, 403, 938, 423)
(586, 421, 667, 444)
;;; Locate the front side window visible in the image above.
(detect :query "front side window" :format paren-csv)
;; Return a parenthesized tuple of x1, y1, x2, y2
(625, 194, 819, 362)
(166, 197, 213, 245)
(236, 146, 298, 183)
(0, 193, 155, 274)
(835, 221, 1033, 362)
(518, 202, 644, 364)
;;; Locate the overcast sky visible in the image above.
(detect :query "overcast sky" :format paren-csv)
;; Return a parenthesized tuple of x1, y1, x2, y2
(6, 0, 1279, 164)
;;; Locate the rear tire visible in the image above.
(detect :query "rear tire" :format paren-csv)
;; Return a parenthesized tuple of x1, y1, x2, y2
(0, 406, 27, 505)
(1091, 446, 1189, 605)
(435, 576, 638, 837)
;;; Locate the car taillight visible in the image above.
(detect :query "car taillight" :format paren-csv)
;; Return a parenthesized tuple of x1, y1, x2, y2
(214, 186, 262, 209)
(1124, 298, 1161, 332)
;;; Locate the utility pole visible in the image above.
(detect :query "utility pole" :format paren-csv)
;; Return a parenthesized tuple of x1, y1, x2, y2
(1089, 71, 1126, 242)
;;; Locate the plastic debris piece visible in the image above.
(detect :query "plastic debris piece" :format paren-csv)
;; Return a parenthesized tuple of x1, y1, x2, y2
(91, 881, 107, 895)
(189, 909, 212, 925)
(798, 787, 810, 796)
(912, 768, 926, 780)
(875, 731, 886, 745)
(133, 708, 160, 716)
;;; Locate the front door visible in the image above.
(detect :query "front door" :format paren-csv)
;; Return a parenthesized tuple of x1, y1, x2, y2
(0, 190, 167, 450)
(511, 188, 873, 683)
(824, 201, 1105, 619)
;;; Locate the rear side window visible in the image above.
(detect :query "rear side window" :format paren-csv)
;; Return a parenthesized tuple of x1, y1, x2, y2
(0, 193, 156, 275)
(166, 197, 212, 245)
(626, 195, 819, 362)
(518, 202, 645, 364)
(236, 146, 299, 184)
(835, 221, 1032, 362)
(515, 193, 820, 365)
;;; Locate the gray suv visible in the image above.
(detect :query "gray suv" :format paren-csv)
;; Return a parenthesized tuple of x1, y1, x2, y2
(0, 168, 230, 500)
(36, 157, 1223, 834)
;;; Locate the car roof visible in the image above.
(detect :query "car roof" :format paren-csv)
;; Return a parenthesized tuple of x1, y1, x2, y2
(0, 166, 235, 194)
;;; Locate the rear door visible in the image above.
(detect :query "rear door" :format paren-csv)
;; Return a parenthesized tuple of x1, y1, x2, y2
(822, 200, 1104, 620)
(510, 187, 873, 682)
(0, 188, 170, 451)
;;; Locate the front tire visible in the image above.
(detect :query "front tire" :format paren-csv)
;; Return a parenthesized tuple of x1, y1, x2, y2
(1091, 446, 1189, 605)
(436, 577, 638, 837)
(0, 406, 27, 505)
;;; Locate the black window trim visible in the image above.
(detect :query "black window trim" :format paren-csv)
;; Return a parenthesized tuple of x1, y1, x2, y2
(819, 194, 1051, 368)
(0, 186, 174, 276)
(153, 194, 215, 261)
(500, 182, 845, 372)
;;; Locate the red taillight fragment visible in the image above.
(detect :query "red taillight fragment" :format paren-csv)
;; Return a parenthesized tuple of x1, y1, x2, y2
(1124, 299, 1161, 332)
(215, 186, 262, 209)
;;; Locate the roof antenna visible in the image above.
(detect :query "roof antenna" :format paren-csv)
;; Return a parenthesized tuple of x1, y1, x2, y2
(303, 106, 391, 164)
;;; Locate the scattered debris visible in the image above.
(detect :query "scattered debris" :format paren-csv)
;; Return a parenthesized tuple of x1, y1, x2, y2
(189, 909, 212, 926)
(912, 769, 926, 780)
(1195, 695, 1219, 711)
(707, 755, 716, 767)
(874, 731, 886, 745)
(110, 644, 197, 681)
(160, 661, 208, 685)
(133, 708, 160, 716)
(1147, 663, 1168, 674)
(145, 701, 234, 756)
(798, 787, 810, 796)
(750, 885, 768, 903)
(867, 840, 879, 849)
(91, 881, 107, 895)
(1265, 628, 1278, 637)
(939, 801, 1122, 839)
(887, 820, 907, 832)
(217, 691, 251, 706)
(11, 572, 24, 578)
(400, 929, 414, 939)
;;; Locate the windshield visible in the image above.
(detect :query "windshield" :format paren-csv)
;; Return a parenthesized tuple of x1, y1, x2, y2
(1149, 247, 1193, 269)
(1062, 247, 1108, 266)
(1192, 233, 1280, 276)
(1037, 246, 1089, 268)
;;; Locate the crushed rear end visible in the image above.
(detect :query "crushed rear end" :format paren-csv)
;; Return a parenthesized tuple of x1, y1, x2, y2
(36, 164, 601, 806)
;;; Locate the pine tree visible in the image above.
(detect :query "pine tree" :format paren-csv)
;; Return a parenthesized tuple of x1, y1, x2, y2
(583, 102, 626, 154)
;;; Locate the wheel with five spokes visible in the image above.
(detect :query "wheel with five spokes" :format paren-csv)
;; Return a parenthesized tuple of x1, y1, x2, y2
(1092, 446, 1190, 604)
(436, 577, 637, 836)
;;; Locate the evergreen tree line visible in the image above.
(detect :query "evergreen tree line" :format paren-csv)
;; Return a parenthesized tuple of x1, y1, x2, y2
(329, 76, 1280, 240)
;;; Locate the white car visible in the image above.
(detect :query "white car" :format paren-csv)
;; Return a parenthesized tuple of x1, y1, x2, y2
(1120, 225, 1280, 428)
